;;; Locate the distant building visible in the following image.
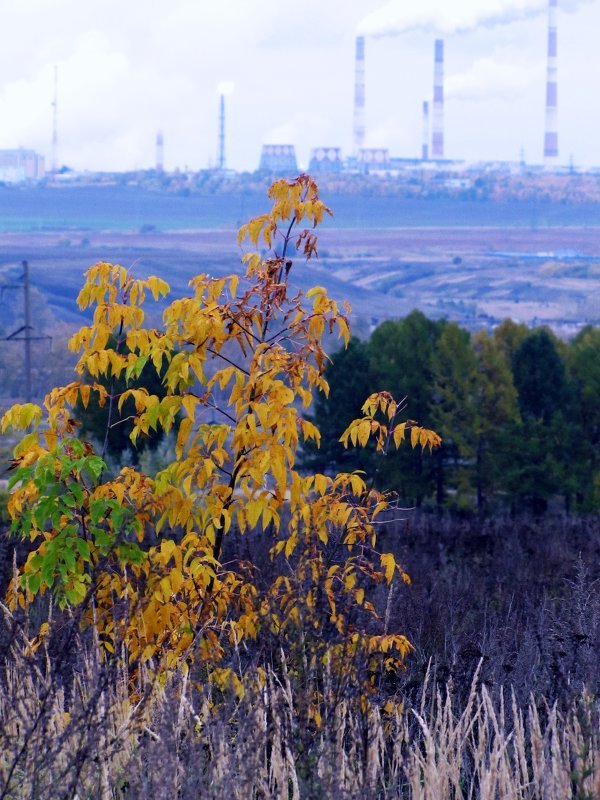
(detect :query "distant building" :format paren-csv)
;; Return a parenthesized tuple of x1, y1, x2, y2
(358, 148, 390, 172)
(0, 149, 45, 183)
(309, 147, 343, 173)
(259, 144, 297, 174)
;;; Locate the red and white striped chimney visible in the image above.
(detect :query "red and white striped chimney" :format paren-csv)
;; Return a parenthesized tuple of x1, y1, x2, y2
(544, 0, 558, 162)
(422, 101, 430, 161)
(432, 39, 444, 159)
(353, 35, 366, 156)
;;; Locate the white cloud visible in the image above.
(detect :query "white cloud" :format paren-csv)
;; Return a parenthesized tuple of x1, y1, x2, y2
(0, 0, 597, 169)
(447, 57, 544, 100)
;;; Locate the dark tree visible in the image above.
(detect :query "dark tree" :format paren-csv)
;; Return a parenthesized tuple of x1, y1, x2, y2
(512, 328, 567, 423)
(304, 337, 373, 474)
(368, 312, 444, 506)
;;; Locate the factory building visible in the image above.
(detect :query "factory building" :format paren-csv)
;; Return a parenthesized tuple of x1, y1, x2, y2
(309, 147, 343, 173)
(0, 149, 45, 183)
(358, 148, 390, 172)
(258, 144, 297, 174)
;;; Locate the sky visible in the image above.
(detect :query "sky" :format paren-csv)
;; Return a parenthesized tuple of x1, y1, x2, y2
(0, 0, 598, 172)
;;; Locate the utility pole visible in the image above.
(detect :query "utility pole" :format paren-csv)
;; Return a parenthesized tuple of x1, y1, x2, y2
(23, 261, 32, 403)
(3, 261, 51, 404)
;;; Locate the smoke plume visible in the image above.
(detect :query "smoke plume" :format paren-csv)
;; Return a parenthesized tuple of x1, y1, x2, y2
(358, 0, 583, 36)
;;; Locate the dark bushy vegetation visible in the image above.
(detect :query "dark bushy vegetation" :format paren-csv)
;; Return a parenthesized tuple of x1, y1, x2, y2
(1, 512, 598, 798)
(308, 312, 600, 514)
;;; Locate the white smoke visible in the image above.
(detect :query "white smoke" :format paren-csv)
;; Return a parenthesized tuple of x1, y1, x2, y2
(358, 0, 585, 36)
(217, 81, 235, 96)
(446, 57, 545, 99)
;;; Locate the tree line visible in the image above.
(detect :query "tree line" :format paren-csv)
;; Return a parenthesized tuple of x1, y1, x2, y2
(306, 312, 600, 514)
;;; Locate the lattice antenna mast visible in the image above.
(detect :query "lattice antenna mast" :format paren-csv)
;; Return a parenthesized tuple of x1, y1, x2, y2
(51, 65, 58, 174)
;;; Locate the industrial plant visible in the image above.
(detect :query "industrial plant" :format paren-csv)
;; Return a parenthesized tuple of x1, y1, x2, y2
(0, 0, 572, 183)
(260, 0, 562, 176)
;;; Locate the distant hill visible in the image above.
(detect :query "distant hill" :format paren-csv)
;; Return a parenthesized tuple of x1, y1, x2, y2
(0, 184, 600, 233)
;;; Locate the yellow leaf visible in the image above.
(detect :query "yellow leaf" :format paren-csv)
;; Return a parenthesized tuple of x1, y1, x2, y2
(410, 426, 420, 449)
(393, 423, 406, 448)
(380, 552, 396, 584)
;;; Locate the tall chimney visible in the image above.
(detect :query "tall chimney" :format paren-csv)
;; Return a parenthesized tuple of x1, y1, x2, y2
(422, 101, 430, 161)
(218, 93, 226, 170)
(353, 35, 366, 156)
(156, 131, 164, 173)
(544, 0, 558, 162)
(432, 39, 444, 159)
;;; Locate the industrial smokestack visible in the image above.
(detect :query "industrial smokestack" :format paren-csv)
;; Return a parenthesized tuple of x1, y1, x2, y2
(156, 131, 164, 173)
(216, 82, 234, 171)
(422, 101, 430, 161)
(353, 35, 366, 156)
(543, 0, 558, 162)
(218, 93, 225, 170)
(432, 39, 444, 159)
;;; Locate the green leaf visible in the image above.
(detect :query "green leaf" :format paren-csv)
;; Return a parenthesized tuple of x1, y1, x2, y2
(41, 557, 55, 587)
(27, 572, 42, 595)
(85, 456, 105, 482)
(63, 548, 76, 573)
(90, 499, 107, 525)
(76, 539, 91, 561)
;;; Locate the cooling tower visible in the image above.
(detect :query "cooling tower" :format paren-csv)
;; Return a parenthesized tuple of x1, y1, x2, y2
(259, 145, 298, 174)
(353, 36, 366, 155)
(309, 147, 343, 173)
(432, 39, 444, 159)
(544, 0, 558, 161)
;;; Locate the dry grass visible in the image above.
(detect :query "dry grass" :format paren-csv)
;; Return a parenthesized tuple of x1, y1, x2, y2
(0, 619, 597, 800)
(1, 514, 598, 798)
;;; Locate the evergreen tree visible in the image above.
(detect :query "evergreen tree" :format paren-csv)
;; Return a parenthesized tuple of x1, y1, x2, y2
(471, 331, 519, 510)
(508, 328, 574, 512)
(305, 337, 373, 474)
(512, 328, 567, 422)
(431, 323, 479, 510)
(566, 326, 600, 508)
(368, 312, 443, 505)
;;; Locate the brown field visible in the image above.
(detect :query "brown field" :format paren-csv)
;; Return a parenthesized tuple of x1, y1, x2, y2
(1, 225, 600, 334)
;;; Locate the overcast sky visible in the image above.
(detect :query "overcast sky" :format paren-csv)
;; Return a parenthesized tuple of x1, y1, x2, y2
(0, 0, 598, 172)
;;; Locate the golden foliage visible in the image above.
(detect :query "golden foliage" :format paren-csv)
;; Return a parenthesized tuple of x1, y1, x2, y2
(2, 175, 439, 682)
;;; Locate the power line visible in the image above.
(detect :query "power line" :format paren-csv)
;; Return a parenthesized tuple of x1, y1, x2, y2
(2, 261, 52, 404)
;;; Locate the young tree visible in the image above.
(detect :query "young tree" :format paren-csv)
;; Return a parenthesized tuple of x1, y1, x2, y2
(2, 176, 439, 684)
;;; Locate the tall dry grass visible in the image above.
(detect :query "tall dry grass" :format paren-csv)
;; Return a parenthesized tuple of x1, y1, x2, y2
(1, 615, 597, 800)
(1, 513, 598, 798)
